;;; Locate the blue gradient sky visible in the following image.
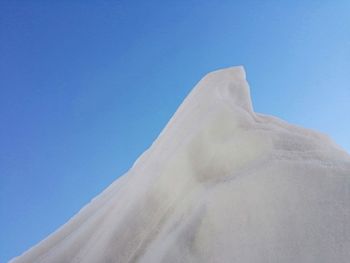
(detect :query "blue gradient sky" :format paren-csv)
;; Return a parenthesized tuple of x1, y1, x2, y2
(1, 1, 349, 261)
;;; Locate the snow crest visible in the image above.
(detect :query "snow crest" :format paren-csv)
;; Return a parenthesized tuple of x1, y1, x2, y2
(11, 66, 350, 263)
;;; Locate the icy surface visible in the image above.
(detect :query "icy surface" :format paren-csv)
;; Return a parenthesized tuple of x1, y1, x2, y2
(11, 66, 350, 263)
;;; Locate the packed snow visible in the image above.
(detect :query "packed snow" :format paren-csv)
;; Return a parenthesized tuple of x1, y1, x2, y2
(11, 66, 350, 263)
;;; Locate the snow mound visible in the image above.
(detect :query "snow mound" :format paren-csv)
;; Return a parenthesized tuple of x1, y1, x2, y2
(11, 66, 350, 263)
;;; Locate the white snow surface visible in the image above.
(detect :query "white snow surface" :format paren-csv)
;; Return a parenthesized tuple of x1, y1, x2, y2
(11, 66, 350, 263)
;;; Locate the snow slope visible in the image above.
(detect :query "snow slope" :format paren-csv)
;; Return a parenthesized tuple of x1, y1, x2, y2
(11, 66, 350, 263)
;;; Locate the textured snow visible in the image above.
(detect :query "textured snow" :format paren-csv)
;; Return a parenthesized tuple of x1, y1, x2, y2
(11, 66, 350, 263)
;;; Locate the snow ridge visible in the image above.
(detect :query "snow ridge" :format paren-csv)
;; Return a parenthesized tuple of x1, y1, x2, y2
(11, 66, 350, 263)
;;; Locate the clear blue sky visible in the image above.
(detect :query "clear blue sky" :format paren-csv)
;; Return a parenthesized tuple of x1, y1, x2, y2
(0, 1, 349, 261)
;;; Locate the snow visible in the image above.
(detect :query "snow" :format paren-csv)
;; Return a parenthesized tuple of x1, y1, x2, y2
(11, 66, 350, 263)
